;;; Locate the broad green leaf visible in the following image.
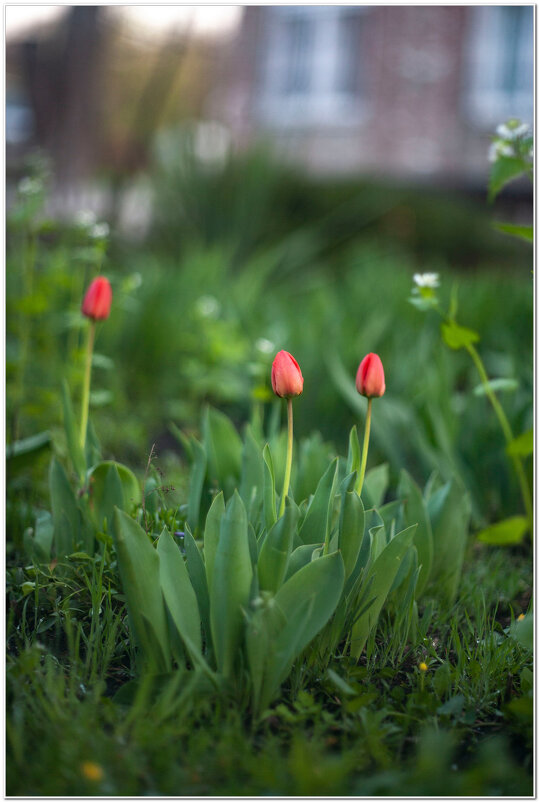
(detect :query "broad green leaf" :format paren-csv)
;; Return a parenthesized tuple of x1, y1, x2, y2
(61, 379, 86, 479)
(25, 510, 54, 562)
(49, 457, 80, 556)
(203, 492, 225, 592)
(350, 525, 416, 658)
(6, 430, 51, 472)
(298, 458, 339, 545)
(295, 432, 335, 502)
(507, 428, 533, 458)
(112, 508, 171, 673)
(477, 515, 529, 545)
(473, 378, 518, 396)
(183, 529, 212, 654)
(488, 155, 530, 202)
(493, 221, 533, 243)
(210, 492, 253, 677)
(186, 437, 207, 533)
(428, 479, 471, 603)
(88, 461, 141, 524)
(346, 425, 361, 475)
(239, 425, 265, 522)
(398, 469, 433, 596)
(246, 599, 287, 715)
(441, 320, 480, 350)
(338, 473, 365, 579)
(203, 407, 242, 496)
(157, 529, 202, 662)
(258, 499, 298, 593)
(285, 543, 322, 581)
(509, 612, 533, 651)
(263, 444, 277, 531)
(377, 499, 402, 534)
(362, 463, 389, 508)
(274, 550, 345, 660)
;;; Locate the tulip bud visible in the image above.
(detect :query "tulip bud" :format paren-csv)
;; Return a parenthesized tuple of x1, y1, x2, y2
(356, 353, 385, 398)
(271, 350, 304, 398)
(81, 276, 112, 321)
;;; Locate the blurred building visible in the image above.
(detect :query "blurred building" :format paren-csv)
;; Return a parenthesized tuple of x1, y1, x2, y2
(215, 5, 534, 185)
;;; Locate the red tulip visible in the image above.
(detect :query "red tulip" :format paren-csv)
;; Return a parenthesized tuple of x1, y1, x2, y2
(356, 353, 385, 398)
(82, 276, 112, 321)
(271, 350, 304, 398)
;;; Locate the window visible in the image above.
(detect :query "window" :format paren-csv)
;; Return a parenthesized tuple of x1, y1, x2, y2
(463, 6, 533, 127)
(258, 6, 366, 127)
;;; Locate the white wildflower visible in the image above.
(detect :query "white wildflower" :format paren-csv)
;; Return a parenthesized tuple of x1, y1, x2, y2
(76, 210, 97, 228)
(255, 337, 275, 355)
(413, 273, 440, 289)
(18, 176, 42, 196)
(89, 222, 110, 239)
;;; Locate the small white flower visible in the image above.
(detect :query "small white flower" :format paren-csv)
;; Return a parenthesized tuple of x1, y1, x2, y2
(195, 295, 220, 318)
(76, 210, 97, 227)
(18, 176, 42, 196)
(255, 337, 275, 355)
(413, 272, 440, 289)
(89, 222, 110, 239)
(496, 120, 531, 140)
(512, 122, 531, 138)
(488, 141, 515, 162)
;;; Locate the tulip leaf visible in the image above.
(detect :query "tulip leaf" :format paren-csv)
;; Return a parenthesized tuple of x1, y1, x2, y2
(203, 407, 242, 497)
(210, 492, 253, 677)
(61, 379, 86, 479)
(246, 600, 287, 715)
(285, 543, 322, 581)
(338, 472, 365, 579)
(427, 479, 471, 602)
(258, 499, 298, 593)
(477, 515, 529, 546)
(441, 320, 480, 351)
(298, 458, 339, 545)
(112, 508, 171, 673)
(398, 469, 433, 596)
(346, 425, 361, 475)
(263, 444, 277, 531)
(49, 457, 81, 556)
(186, 437, 207, 534)
(183, 529, 212, 654)
(203, 491, 225, 593)
(88, 461, 141, 530)
(350, 524, 416, 658)
(362, 463, 389, 509)
(473, 378, 519, 396)
(157, 529, 203, 662)
(240, 425, 265, 522)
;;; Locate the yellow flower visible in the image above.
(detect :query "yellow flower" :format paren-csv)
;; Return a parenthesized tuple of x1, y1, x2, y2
(81, 761, 104, 782)
(517, 613, 525, 622)
(419, 662, 428, 672)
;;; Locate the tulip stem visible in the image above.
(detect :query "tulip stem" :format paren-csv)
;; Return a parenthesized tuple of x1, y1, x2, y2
(279, 398, 294, 517)
(80, 320, 96, 450)
(356, 397, 372, 497)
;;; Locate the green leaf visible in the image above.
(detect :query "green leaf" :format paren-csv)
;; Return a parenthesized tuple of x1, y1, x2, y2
(493, 221, 533, 243)
(298, 458, 339, 545)
(157, 529, 203, 663)
(507, 428, 533, 458)
(273, 550, 345, 663)
(428, 479, 471, 602)
(6, 430, 51, 472)
(258, 499, 298, 593)
(210, 492, 253, 677)
(346, 425, 361, 475)
(473, 378, 519, 396)
(183, 530, 212, 655)
(362, 463, 389, 508)
(61, 379, 86, 479)
(49, 457, 80, 556)
(489, 156, 530, 202)
(285, 544, 322, 581)
(246, 599, 287, 715)
(112, 508, 171, 673)
(338, 474, 365, 579)
(84, 419, 102, 470)
(441, 320, 480, 350)
(203, 407, 242, 497)
(203, 492, 225, 593)
(350, 525, 416, 658)
(398, 469, 433, 597)
(477, 516, 529, 545)
(239, 425, 265, 522)
(262, 444, 277, 531)
(88, 461, 141, 526)
(509, 612, 533, 651)
(186, 437, 207, 533)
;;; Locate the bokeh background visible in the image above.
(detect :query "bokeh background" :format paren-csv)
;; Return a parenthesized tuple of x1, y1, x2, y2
(6, 5, 534, 533)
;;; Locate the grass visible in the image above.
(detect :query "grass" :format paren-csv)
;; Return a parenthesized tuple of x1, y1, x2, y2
(6, 542, 532, 796)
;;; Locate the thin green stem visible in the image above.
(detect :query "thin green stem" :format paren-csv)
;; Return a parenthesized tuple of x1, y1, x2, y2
(465, 342, 532, 526)
(279, 398, 294, 517)
(355, 397, 372, 497)
(80, 321, 96, 450)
